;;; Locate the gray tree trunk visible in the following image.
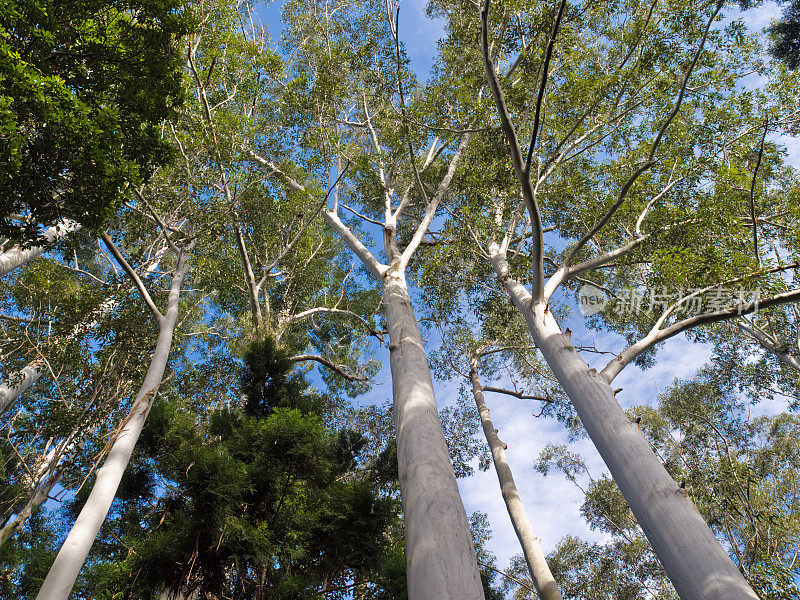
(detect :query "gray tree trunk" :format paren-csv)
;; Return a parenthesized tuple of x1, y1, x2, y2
(469, 365, 562, 600)
(488, 247, 757, 600)
(384, 269, 485, 600)
(35, 247, 190, 600)
(0, 468, 58, 546)
(0, 219, 81, 277)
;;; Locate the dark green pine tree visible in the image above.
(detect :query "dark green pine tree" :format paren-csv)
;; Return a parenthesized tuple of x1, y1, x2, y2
(71, 337, 406, 600)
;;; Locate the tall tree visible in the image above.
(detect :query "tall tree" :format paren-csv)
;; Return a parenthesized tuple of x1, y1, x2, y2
(245, 0, 489, 595)
(36, 216, 195, 600)
(415, 0, 800, 595)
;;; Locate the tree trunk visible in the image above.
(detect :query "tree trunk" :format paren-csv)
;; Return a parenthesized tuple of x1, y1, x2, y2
(35, 248, 190, 600)
(0, 360, 42, 416)
(0, 469, 58, 546)
(487, 247, 757, 600)
(468, 365, 562, 600)
(383, 269, 485, 600)
(0, 219, 81, 277)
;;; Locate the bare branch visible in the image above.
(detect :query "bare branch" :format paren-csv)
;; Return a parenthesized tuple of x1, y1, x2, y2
(481, 385, 552, 403)
(602, 287, 800, 382)
(481, 0, 545, 299)
(100, 233, 162, 322)
(247, 151, 308, 193)
(287, 307, 384, 340)
(289, 354, 369, 382)
(322, 211, 388, 280)
(399, 133, 472, 270)
(524, 0, 568, 173)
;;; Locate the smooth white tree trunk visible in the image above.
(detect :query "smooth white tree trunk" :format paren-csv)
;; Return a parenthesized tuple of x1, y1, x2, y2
(0, 360, 42, 416)
(0, 219, 81, 277)
(383, 269, 485, 600)
(488, 246, 757, 600)
(35, 248, 190, 600)
(469, 365, 562, 600)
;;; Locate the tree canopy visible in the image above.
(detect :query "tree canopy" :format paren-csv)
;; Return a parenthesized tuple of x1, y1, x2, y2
(1, 0, 799, 599)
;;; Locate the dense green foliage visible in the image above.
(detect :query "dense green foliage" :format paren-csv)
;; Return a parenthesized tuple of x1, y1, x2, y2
(60, 338, 405, 600)
(0, 0, 192, 242)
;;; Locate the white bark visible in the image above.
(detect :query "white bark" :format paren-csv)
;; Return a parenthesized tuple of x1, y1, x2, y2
(35, 246, 191, 600)
(0, 360, 43, 416)
(737, 321, 800, 372)
(487, 245, 757, 600)
(0, 219, 81, 277)
(384, 269, 485, 600)
(0, 466, 59, 546)
(469, 365, 562, 600)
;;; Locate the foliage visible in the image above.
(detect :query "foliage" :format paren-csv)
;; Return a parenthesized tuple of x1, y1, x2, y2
(68, 337, 404, 600)
(0, 0, 192, 242)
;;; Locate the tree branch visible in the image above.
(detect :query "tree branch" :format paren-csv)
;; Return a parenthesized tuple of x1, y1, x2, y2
(100, 233, 162, 322)
(602, 287, 800, 381)
(524, 0, 567, 174)
(481, 0, 545, 299)
(481, 385, 552, 403)
(321, 211, 388, 280)
(289, 354, 369, 382)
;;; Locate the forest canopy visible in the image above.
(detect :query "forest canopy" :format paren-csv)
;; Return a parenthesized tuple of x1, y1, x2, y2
(1, 0, 799, 599)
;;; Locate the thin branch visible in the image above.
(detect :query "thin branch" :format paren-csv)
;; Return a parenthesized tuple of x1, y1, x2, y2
(481, 0, 545, 299)
(289, 354, 368, 382)
(748, 121, 768, 266)
(341, 203, 383, 226)
(247, 151, 307, 193)
(477, 560, 537, 594)
(562, 3, 722, 268)
(524, 0, 568, 174)
(287, 307, 384, 340)
(100, 233, 162, 322)
(399, 133, 472, 270)
(481, 385, 552, 403)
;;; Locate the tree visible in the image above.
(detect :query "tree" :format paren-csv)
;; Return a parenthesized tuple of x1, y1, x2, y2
(533, 367, 800, 599)
(245, 0, 489, 595)
(414, 0, 800, 595)
(71, 337, 405, 600)
(0, 0, 192, 247)
(35, 221, 195, 600)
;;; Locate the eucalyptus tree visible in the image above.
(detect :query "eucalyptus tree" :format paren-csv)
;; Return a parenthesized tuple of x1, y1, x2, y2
(424, 306, 568, 600)
(35, 207, 195, 600)
(468, 353, 562, 600)
(163, 0, 383, 390)
(240, 0, 492, 595)
(66, 337, 406, 600)
(0, 231, 179, 551)
(410, 0, 800, 596)
(533, 368, 800, 598)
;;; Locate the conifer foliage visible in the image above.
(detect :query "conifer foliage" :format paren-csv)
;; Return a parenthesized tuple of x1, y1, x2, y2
(72, 338, 405, 599)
